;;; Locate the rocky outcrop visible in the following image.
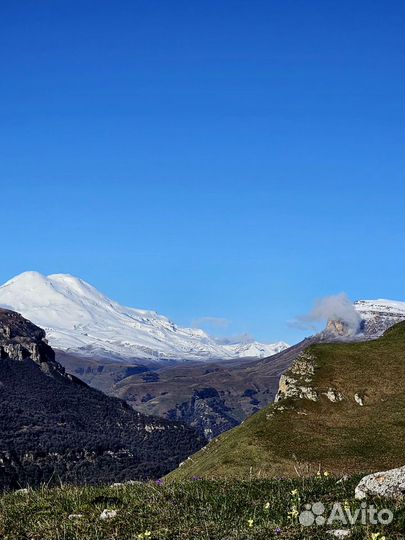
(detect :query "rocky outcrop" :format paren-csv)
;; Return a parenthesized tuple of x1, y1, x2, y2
(0, 308, 67, 379)
(274, 350, 349, 406)
(355, 465, 405, 500)
(323, 319, 357, 338)
(322, 388, 343, 402)
(275, 352, 319, 402)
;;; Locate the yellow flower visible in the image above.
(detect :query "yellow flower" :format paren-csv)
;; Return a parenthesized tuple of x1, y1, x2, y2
(343, 500, 350, 511)
(264, 501, 270, 510)
(137, 532, 152, 540)
(247, 518, 254, 528)
(371, 534, 385, 540)
(316, 471, 321, 477)
(291, 489, 299, 496)
(288, 505, 299, 519)
(324, 471, 330, 477)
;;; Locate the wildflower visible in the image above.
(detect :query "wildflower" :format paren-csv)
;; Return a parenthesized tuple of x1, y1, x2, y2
(155, 478, 164, 486)
(323, 471, 330, 477)
(264, 501, 270, 510)
(247, 518, 254, 528)
(290, 489, 299, 497)
(275, 527, 282, 535)
(316, 471, 321, 477)
(343, 500, 351, 511)
(371, 534, 385, 540)
(288, 506, 299, 519)
(137, 532, 152, 539)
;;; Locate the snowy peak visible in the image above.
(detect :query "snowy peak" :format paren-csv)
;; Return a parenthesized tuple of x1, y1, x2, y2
(0, 272, 288, 363)
(322, 298, 405, 339)
(354, 299, 405, 337)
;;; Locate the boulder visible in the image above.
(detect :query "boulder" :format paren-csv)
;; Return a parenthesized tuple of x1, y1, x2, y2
(327, 530, 351, 538)
(355, 465, 405, 500)
(99, 509, 118, 520)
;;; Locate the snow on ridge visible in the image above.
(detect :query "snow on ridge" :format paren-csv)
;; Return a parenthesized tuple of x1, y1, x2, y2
(354, 299, 405, 317)
(0, 271, 288, 363)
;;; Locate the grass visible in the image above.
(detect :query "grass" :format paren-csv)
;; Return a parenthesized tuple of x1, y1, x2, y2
(0, 476, 404, 539)
(168, 323, 405, 480)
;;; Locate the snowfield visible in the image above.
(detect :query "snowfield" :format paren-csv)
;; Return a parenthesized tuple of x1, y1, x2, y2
(354, 299, 405, 317)
(0, 272, 288, 363)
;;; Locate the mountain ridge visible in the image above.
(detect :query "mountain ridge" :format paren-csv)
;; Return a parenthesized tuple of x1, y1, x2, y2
(0, 307, 205, 489)
(0, 271, 288, 363)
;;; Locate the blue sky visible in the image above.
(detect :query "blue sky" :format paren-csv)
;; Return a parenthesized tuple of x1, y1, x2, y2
(0, 0, 403, 344)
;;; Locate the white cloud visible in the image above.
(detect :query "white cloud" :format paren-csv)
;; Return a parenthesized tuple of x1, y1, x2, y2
(290, 293, 361, 332)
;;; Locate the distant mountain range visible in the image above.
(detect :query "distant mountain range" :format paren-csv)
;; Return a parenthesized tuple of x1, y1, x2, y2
(0, 308, 204, 489)
(1, 271, 403, 442)
(0, 272, 288, 363)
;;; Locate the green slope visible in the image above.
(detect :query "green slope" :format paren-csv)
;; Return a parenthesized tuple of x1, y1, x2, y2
(168, 322, 405, 480)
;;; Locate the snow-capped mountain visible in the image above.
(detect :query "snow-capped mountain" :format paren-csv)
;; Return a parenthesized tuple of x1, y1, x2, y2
(354, 299, 405, 337)
(323, 298, 405, 339)
(0, 272, 288, 363)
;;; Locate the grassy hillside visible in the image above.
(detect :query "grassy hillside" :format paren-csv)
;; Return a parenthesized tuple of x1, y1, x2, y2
(168, 323, 405, 480)
(1, 476, 404, 539)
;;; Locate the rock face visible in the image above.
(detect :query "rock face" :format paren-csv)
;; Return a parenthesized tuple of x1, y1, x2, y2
(0, 308, 77, 380)
(275, 351, 319, 402)
(323, 319, 355, 338)
(355, 465, 405, 500)
(0, 308, 205, 489)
